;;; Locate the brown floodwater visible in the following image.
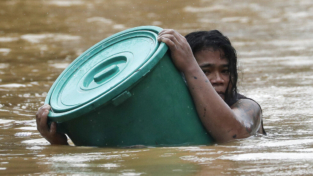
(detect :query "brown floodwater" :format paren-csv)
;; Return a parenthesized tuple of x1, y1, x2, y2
(1, 0, 313, 175)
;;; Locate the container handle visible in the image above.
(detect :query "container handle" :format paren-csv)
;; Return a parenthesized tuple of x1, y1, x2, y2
(94, 65, 119, 82)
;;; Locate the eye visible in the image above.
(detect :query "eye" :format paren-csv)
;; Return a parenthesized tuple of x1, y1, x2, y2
(221, 69, 229, 74)
(202, 69, 211, 75)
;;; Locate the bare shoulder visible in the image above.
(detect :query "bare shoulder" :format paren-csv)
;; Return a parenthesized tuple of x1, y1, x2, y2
(230, 99, 263, 135)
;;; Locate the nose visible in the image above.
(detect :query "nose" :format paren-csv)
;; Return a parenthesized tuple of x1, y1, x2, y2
(210, 72, 224, 84)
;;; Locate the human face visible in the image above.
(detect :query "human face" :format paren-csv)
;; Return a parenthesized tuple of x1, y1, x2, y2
(194, 48, 230, 100)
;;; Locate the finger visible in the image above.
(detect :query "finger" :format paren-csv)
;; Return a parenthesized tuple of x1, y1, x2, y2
(42, 104, 51, 110)
(50, 122, 57, 135)
(36, 112, 40, 127)
(39, 109, 50, 133)
(171, 30, 186, 43)
(37, 105, 50, 118)
(36, 106, 44, 125)
(159, 29, 175, 36)
(36, 104, 48, 121)
(159, 29, 180, 38)
(159, 29, 185, 42)
(159, 37, 177, 51)
(158, 34, 179, 45)
(158, 29, 170, 36)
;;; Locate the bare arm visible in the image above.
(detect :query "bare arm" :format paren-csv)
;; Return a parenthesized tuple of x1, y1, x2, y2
(231, 99, 264, 135)
(36, 104, 68, 145)
(158, 29, 262, 143)
(183, 64, 255, 142)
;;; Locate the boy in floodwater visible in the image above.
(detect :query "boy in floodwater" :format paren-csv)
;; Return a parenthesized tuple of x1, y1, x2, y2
(36, 29, 266, 145)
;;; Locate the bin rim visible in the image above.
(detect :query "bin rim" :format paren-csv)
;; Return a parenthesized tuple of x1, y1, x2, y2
(45, 26, 168, 123)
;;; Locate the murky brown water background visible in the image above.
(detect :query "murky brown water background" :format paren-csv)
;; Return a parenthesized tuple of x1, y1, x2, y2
(1, 0, 313, 175)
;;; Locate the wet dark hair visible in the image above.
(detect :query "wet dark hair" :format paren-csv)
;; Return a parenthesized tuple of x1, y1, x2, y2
(185, 30, 238, 105)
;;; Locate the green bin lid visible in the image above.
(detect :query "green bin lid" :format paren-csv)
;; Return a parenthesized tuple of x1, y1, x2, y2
(45, 26, 168, 123)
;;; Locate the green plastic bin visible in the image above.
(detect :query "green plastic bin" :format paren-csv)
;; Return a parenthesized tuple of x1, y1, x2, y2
(45, 26, 214, 147)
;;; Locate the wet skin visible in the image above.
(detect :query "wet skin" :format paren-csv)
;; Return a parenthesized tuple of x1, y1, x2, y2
(194, 49, 230, 101)
(36, 104, 68, 145)
(36, 29, 264, 145)
(158, 29, 264, 143)
(195, 49, 263, 135)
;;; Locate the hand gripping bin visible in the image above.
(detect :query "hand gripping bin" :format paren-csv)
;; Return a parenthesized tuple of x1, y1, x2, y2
(45, 26, 214, 147)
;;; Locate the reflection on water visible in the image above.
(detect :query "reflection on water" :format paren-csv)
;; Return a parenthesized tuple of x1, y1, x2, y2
(1, 0, 313, 175)
(20, 34, 81, 44)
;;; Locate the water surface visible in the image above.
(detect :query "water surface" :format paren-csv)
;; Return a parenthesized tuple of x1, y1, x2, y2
(1, 0, 313, 175)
